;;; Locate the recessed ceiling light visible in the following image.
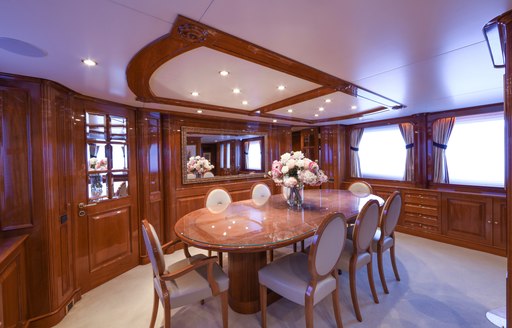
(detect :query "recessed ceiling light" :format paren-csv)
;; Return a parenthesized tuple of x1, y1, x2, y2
(219, 70, 229, 76)
(272, 119, 277, 123)
(277, 85, 285, 91)
(242, 100, 248, 105)
(81, 58, 97, 66)
(287, 109, 293, 113)
(351, 105, 357, 110)
(319, 107, 325, 111)
(325, 99, 331, 103)
(197, 109, 203, 113)
(314, 114, 319, 117)
(233, 88, 241, 94)
(191, 91, 199, 97)
(256, 110, 261, 114)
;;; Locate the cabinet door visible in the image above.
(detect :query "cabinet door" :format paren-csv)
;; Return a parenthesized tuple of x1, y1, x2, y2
(441, 194, 493, 245)
(492, 198, 507, 250)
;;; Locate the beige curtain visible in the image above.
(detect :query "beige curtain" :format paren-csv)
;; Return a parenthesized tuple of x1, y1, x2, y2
(350, 128, 364, 177)
(399, 123, 414, 181)
(432, 117, 456, 183)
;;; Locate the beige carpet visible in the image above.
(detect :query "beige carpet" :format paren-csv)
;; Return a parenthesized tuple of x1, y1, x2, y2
(55, 233, 506, 328)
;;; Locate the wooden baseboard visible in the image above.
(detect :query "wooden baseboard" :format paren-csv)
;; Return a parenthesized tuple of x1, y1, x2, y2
(27, 290, 81, 328)
(396, 226, 506, 257)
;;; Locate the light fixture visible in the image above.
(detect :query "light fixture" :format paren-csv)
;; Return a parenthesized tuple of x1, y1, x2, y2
(242, 100, 248, 105)
(197, 109, 203, 113)
(272, 119, 277, 123)
(233, 88, 241, 94)
(191, 91, 199, 97)
(483, 16, 505, 68)
(351, 105, 358, 110)
(356, 88, 403, 109)
(277, 85, 285, 91)
(318, 107, 325, 111)
(256, 110, 261, 114)
(81, 58, 97, 66)
(219, 70, 229, 76)
(287, 109, 293, 113)
(325, 99, 331, 103)
(314, 114, 319, 117)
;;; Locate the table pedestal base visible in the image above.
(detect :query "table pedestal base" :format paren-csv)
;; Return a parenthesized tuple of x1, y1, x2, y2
(227, 251, 279, 314)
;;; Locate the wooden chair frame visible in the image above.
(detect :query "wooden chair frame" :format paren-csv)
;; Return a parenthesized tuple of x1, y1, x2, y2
(204, 187, 232, 267)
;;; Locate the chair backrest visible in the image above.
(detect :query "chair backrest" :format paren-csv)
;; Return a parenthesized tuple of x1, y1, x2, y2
(353, 199, 380, 252)
(348, 181, 373, 197)
(141, 219, 166, 277)
(381, 191, 402, 237)
(308, 213, 347, 278)
(204, 172, 214, 178)
(205, 187, 232, 214)
(187, 173, 196, 179)
(251, 183, 271, 206)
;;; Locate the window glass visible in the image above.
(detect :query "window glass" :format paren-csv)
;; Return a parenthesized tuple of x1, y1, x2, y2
(445, 112, 504, 187)
(247, 140, 262, 170)
(220, 144, 224, 168)
(226, 143, 231, 169)
(358, 125, 406, 180)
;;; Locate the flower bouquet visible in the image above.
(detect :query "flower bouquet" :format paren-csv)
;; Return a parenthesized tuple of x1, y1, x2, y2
(89, 157, 108, 171)
(268, 151, 328, 207)
(187, 156, 214, 177)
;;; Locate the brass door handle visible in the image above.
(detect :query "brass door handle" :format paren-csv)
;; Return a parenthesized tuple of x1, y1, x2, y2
(78, 202, 97, 209)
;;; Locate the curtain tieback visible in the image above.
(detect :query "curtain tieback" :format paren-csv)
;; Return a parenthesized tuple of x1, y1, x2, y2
(433, 142, 447, 149)
(405, 143, 414, 149)
(350, 146, 359, 151)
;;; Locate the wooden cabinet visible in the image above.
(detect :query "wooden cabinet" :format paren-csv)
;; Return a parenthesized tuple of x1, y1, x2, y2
(300, 128, 319, 160)
(492, 198, 507, 250)
(402, 190, 441, 233)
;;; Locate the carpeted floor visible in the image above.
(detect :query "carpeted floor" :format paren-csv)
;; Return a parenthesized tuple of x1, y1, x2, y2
(55, 233, 506, 328)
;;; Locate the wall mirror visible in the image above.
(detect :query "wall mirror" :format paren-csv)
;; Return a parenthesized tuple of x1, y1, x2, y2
(181, 126, 268, 184)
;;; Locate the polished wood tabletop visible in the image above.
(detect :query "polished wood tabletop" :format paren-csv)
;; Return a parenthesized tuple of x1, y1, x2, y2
(175, 189, 384, 253)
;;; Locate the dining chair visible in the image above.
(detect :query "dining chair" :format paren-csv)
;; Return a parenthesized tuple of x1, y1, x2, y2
(259, 213, 347, 328)
(336, 199, 380, 322)
(141, 219, 229, 328)
(348, 181, 373, 197)
(204, 172, 214, 178)
(205, 187, 232, 267)
(372, 191, 402, 294)
(251, 182, 271, 206)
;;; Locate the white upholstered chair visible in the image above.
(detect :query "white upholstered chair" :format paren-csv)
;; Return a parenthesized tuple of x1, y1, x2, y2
(336, 199, 380, 322)
(372, 191, 402, 294)
(251, 183, 271, 206)
(259, 213, 347, 328)
(141, 220, 229, 328)
(348, 181, 373, 197)
(205, 187, 232, 267)
(204, 171, 214, 178)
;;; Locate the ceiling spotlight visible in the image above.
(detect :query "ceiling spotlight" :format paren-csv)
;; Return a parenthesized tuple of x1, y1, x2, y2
(351, 105, 357, 110)
(242, 100, 248, 105)
(287, 109, 293, 113)
(81, 58, 97, 66)
(277, 85, 285, 91)
(219, 70, 229, 76)
(325, 99, 331, 103)
(191, 91, 199, 97)
(314, 114, 319, 117)
(318, 107, 325, 111)
(272, 119, 277, 123)
(256, 110, 261, 114)
(197, 109, 203, 113)
(233, 88, 241, 94)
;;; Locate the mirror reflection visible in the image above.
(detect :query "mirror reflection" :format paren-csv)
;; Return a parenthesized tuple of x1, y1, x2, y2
(181, 127, 268, 184)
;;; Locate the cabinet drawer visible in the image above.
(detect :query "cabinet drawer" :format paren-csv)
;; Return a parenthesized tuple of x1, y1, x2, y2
(402, 220, 440, 232)
(404, 203, 438, 216)
(402, 212, 439, 226)
(404, 192, 439, 207)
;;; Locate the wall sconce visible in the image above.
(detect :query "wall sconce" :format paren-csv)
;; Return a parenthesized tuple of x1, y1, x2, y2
(483, 13, 508, 68)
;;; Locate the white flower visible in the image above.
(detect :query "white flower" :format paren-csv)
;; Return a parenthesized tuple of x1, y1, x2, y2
(286, 159, 296, 169)
(281, 166, 289, 174)
(296, 159, 305, 168)
(280, 152, 291, 164)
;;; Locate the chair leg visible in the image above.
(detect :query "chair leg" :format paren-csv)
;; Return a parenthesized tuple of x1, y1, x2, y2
(301, 240, 305, 252)
(305, 294, 314, 328)
(163, 300, 171, 328)
(349, 259, 362, 322)
(260, 284, 267, 328)
(390, 245, 401, 281)
(218, 251, 223, 268)
(377, 247, 389, 294)
(268, 249, 274, 262)
(331, 276, 343, 328)
(293, 243, 297, 252)
(150, 289, 159, 328)
(220, 291, 228, 328)
(366, 261, 379, 304)
(208, 250, 212, 257)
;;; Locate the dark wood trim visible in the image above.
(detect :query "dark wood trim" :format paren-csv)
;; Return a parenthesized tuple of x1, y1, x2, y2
(426, 102, 503, 123)
(26, 290, 81, 328)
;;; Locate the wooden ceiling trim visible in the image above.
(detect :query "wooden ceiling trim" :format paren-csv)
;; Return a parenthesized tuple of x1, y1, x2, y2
(258, 112, 315, 124)
(148, 96, 250, 115)
(252, 86, 337, 114)
(313, 107, 388, 123)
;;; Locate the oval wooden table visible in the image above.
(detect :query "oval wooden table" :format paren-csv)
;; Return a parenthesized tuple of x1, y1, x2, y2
(174, 189, 384, 314)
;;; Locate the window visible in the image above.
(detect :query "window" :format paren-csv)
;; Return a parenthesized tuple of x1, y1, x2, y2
(220, 144, 224, 168)
(358, 125, 406, 180)
(445, 112, 504, 187)
(246, 140, 262, 170)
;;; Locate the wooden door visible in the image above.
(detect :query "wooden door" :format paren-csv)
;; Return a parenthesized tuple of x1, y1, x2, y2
(493, 198, 507, 250)
(72, 102, 138, 293)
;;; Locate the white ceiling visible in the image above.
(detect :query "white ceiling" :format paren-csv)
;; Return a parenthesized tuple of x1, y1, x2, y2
(0, 0, 510, 125)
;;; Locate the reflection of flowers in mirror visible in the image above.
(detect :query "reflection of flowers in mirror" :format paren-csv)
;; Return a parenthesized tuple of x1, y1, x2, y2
(268, 151, 328, 187)
(187, 156, 214, 175)
(89, 157, 108, 170)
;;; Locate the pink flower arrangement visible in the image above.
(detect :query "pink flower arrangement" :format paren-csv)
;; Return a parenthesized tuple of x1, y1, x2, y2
(268, 151, 328, 187)
(89, 157, 108, 170)
(187, 156, 214, 175)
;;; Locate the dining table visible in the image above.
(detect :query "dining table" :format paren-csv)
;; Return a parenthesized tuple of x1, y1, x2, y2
(174, 188, 384, 314)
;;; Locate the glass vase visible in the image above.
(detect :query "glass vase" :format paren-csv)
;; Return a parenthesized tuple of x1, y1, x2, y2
(282, 185, 304, 208)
